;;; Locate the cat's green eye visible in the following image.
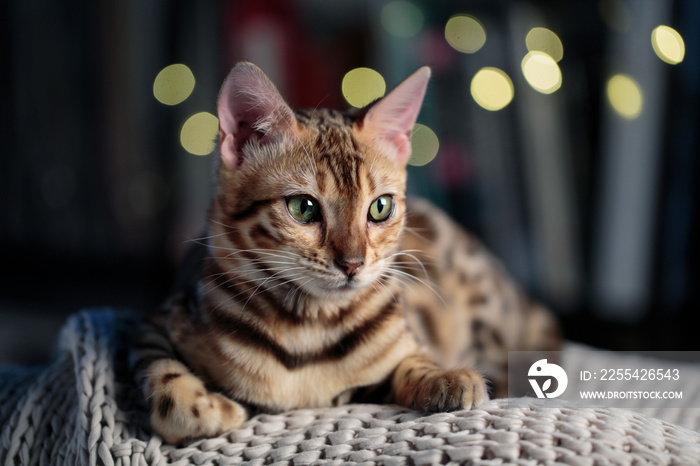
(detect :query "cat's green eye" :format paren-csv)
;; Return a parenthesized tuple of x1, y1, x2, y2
(369, 195, 394, 222)
(286, 195, 321, 224)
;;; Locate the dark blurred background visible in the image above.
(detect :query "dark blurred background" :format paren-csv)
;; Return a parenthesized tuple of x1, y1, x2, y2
(1, 0, 698, 364)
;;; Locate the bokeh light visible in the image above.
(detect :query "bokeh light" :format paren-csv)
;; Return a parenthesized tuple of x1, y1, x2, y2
(651, 25, 685, 65)
(381, 1, 424, 38)
(444, 15, 486, 54)
(409, 124, 439, 166)
(607, 74, 643, 119)
(153, 64, 195, 106)
(342, 68, 386, 108)
(470, 67, 514, 111)
(180, 112, 219, 155)
(521, 51, 562, 94)
(525, 27, 564, 62)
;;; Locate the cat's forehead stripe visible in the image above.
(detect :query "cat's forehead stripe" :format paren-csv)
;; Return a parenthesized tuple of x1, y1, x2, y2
(292, 107, 375, 194)
(318, 148, 363, 193)
(298, 125, 364, 194)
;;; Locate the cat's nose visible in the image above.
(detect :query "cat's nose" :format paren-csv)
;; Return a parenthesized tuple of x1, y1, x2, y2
(334, 258, 365, 278)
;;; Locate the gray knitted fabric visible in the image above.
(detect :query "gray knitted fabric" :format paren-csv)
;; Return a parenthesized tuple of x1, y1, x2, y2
(1, 309, 699, 465)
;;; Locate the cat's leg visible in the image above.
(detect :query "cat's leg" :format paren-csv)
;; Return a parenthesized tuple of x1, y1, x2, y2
(132, 315, 247, 444)
(392, 351, 489, 411)
(144, 359, 247, 444)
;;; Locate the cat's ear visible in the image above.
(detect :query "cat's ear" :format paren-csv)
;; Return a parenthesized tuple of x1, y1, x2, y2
(361, 66, 431, 165)
(217, 62, 296, 169)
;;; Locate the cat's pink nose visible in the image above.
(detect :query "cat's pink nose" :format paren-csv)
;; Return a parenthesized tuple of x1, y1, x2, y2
(335, 258, 364, 277)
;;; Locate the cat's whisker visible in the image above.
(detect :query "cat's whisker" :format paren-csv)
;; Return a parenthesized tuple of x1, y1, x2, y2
(283, 282, 302, 307)
(390, 248, 435, 257)
(377, 272, 416, 300)
(241, 267, 307, 312)
(207, 218, 238, 231)
(403, 228, 435, 241)
(390, 264, 427, 274)
(372, 277, 399, 303)
(254, 273, 312, 307)
(211, 269, 308, 311)
(223, 258, 299, 269)
(390, 251, 438, 268)
(217, 252, 295, 264)
(186, 229, 234, 243)
(221, 247, 300, 259)
(385, 267, 446, 306)
(200, 256, 298, 280)
(201, 262, 284, 284)
(283, 276, 315, 308)
(283, 280, 300, 306)
(388, 251, 431, 280)
(200, 259, 305, 293)
(310, 96, 330, 119)
(194, 224, 302, 259)
(187, 239, 221, 250)
(218, 251, 299, 266)
(391, 248, 436, 256)
(250, 266, 306, 289)
(222, 267, 305, 290)
(294, 279, 315, 310)
(389, 261, 435, 269)
(200, 266, 299, 294)
(197, 252, 302, 289)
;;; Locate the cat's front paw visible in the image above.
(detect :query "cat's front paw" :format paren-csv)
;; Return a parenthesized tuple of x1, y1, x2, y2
(150, 372, 246, 444)
(412, 368, 489, 412)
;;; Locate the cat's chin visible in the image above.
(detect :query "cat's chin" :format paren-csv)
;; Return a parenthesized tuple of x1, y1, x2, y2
(303, 281, 367, 304)
(325, 284, 363, 300)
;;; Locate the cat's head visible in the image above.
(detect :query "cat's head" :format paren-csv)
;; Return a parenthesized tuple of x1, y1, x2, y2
(209, 62, 430, 304)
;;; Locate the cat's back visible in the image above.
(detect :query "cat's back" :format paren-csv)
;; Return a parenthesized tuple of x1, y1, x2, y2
(400, 198, 560, 394)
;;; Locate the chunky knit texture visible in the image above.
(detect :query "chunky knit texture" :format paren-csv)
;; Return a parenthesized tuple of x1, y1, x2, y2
(1, 309, 699, 465)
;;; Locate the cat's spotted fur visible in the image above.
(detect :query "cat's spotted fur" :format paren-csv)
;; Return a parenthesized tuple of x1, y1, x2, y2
(132, 63, 560, 444)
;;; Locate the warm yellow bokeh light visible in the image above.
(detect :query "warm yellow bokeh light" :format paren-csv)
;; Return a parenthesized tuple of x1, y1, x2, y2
(522, 51, 562, 94)
(381, 1, 424, 38)
(525, 27, 564, 62)
(444, 15, 486, 54)
(409, 124, 439, 166)
(153, 64, 195, 106)
(470, 67, 514, 111)
(342, 68, 386, 108)
(607, 74, 643, 119)
(180, 112, 219, 155)
(652, 25, 685, 65)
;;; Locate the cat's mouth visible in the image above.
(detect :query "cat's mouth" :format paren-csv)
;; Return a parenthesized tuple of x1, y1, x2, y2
(334, 283, 356, 292)
(313, 277, 367, 301)
(298, 267, 379, 302)
(326, 281, 360, 295)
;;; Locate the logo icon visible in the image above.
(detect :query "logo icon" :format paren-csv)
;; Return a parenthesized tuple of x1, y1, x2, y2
(528, 359, 568, 398)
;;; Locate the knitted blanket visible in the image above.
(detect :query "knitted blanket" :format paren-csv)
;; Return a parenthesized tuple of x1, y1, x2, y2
(1, 309, 699, 465)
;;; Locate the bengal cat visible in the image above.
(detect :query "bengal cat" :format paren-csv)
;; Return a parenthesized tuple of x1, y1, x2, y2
(132, 62, 561, 444)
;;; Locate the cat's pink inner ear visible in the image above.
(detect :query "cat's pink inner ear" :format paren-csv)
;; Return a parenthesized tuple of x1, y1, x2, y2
(217, 62, 296, 169)
(363, 66, 431, 165)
